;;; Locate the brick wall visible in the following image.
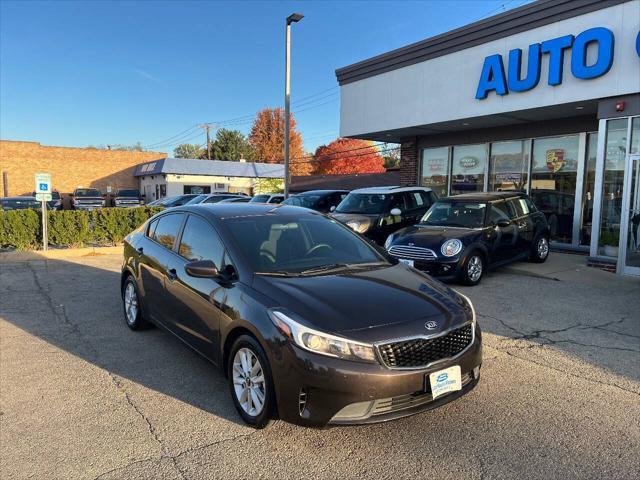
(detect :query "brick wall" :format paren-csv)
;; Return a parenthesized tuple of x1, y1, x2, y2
(400, 137, 419, 186)
(0, 140, 166, 196)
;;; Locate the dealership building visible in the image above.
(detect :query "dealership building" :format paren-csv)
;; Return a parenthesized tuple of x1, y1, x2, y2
(337, 0, 640, 276)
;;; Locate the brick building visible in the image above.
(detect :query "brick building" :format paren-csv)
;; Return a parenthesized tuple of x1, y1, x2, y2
(0, 140, 166, 197)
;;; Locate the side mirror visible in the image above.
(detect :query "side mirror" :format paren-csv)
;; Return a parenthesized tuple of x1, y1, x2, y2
(390, 208, 402, 216)
(330, 205, 336, 212)
(496, 219, 511, 228)
(185, 259, 219, 278)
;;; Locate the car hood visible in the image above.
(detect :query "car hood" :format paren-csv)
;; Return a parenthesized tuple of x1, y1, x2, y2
(392, 225, 480, 244)
(252, 263, 470, 343)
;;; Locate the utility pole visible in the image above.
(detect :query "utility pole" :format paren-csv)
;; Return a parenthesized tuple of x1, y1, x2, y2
(197, 124, 213, 160)
(284, 13, 304, 199)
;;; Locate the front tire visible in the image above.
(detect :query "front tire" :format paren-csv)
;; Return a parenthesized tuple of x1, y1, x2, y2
(227, 335, 275, 429)
(460, 252, 484, 286)
(122, 276, 149, 330)
(530, 235, 550, 263)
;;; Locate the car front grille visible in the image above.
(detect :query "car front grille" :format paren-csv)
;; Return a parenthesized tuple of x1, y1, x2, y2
(376, 323, 474, 369)
(388, 245, 437, 261)
(369, 372, 473, 417)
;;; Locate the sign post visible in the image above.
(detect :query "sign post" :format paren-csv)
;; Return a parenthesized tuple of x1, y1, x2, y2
(34, 173, 52, 251)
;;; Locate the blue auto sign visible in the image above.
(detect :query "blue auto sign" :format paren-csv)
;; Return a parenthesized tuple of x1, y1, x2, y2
(475, 27, 632, 99)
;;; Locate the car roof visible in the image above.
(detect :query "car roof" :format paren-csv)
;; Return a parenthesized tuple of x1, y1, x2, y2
(294, 189, 349, 196)
(349, 186, 433, 194)
(442, 191, 528, 202)
(1, 196, 38, 201)
(167, 203, 316, 220)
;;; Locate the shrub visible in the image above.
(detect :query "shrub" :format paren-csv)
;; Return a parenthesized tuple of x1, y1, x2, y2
(0, 206, 164, 250)
(0, 209, 41, 250)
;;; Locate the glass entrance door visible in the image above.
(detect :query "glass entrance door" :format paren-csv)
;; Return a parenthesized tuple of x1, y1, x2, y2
(620, 155, 640, 276)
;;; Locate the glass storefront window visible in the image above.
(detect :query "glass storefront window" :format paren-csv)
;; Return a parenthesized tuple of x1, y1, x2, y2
(598, 118, 628, 257)
(451, 144, 487, 195)
(581, 133, 598, 246)
(631, 117, 640, 155)
(530, 135, 580, 243)
(489, 140, 530, 192)
(420, 147, 449, 197)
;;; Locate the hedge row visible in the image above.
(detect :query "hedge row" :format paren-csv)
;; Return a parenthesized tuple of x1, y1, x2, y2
(0, 206, 164, 250)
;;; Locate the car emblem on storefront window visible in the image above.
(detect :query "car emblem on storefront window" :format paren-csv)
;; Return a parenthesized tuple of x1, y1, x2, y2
(425, 320, 438, 330)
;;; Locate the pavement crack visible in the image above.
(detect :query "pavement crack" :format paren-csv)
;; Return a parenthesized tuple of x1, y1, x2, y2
(504, 351, 640, 397)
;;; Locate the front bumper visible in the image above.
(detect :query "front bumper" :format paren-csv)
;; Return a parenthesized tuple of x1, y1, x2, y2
(269, 323, 482, 427)
(74, 204, 104, 210)
(410, 257, 462, 280)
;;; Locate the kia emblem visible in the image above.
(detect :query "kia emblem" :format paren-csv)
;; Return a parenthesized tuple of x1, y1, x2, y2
(425, 320, 438, 330)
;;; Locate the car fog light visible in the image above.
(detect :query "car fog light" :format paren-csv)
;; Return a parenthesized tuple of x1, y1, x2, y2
(332, 400, 374, 421)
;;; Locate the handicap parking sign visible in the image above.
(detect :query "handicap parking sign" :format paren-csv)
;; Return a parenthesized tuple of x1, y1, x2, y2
(34, 173, 52, 194)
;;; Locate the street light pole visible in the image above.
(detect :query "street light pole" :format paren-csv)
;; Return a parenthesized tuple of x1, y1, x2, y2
(284, 13, 303, 199)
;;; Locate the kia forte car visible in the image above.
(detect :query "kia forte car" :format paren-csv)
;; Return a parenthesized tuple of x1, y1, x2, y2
(385, 192, 550, 285)
(121, 204, 481, 428)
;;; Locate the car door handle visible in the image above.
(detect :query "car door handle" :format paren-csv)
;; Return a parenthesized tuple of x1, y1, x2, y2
(167, 268, 178, 281)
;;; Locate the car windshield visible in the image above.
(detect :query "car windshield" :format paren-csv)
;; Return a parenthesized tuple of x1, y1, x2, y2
(75, 189, 101, 197)
(420, 201, 487, 228)
(1, 199, 41, 210)
(185, 195, 208, 205)
(282, 195, 322, 208)
(165, 194, 197, 207)
(335, 193, 389, 214)
(116, 189, 140, 197)
(224, 214, 388, 275)
(250, 195, 270, 203)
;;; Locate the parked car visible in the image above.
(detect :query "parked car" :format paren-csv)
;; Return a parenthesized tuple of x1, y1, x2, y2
(150, 194, 200, 208)
(219, 197, 251, 203)
(331, 186, 437, 244)
(249, 193, 284, 204)
(112, 189, 145, 208)
(0, 196, 45, 211)
(385, 192, 550, 285)
(121, 204, 481, 428)
(70, 188, 105, 210)
(281, 190, 348, 213)
(185, 193, 247, 205)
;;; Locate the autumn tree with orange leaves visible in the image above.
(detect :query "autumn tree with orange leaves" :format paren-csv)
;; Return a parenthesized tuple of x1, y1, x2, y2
(248, 107, 312, 175)
(313, 138, 386, 175)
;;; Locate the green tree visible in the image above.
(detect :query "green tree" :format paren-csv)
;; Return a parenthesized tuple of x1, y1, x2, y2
(211, 128, 255, 161)
(173, 143, 205, 159)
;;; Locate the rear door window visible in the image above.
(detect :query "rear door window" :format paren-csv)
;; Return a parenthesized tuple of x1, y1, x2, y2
(152, 214, 185, 250)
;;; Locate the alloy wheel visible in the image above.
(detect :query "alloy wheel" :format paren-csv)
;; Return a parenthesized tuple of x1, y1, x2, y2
(537, 237, 549, 259)
(124, 282, 138, 325)
(232, 348, 266, 417)
(467, 255, 483, 282)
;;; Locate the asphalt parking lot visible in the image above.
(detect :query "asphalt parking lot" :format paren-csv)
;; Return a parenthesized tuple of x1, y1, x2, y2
(1, 251, 639, 480)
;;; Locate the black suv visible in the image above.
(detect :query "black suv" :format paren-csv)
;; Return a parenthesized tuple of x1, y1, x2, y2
(385, 192, 550, 285)
(331, 186, 437, 244)
(281, 190, 348, 213)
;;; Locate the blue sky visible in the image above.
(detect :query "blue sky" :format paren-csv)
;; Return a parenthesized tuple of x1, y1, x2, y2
(0, 0, 532, 155)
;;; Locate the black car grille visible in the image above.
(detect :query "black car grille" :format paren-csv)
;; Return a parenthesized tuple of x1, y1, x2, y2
(377, 323, 473, 369)
(388, 245, 437, 261)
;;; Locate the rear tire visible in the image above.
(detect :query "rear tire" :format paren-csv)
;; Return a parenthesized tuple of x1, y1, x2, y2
(227, 335, 276, 429)
(122, 276, 150, 330)
(530, 235, 550, 263)
(459, 252, 484, 286)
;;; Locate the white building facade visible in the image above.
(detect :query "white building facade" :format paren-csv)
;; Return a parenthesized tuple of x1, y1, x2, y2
(337, 0, 640, 276)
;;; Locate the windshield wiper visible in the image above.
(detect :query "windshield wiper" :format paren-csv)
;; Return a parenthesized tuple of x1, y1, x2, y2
(299, 263, 351, 275)
(255, 271, 300, 277)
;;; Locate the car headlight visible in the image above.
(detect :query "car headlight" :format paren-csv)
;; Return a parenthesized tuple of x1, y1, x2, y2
(269, 309, 377, 363)
(454, 291, 476, 327)
(384, 234, 396, 250)
(345, 219, 371, 234)
(441, 239, 463, 257)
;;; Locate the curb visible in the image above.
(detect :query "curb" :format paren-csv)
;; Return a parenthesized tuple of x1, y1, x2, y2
(0, 245, 123, 262)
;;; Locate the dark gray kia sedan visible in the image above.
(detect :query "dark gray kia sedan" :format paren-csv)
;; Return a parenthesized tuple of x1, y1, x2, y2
(121, 204, 482, 428)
